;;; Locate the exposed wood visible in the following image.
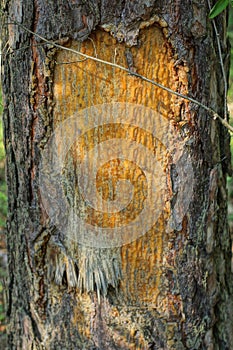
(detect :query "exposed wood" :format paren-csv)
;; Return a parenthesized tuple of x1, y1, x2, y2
(1, 0, 233, 349)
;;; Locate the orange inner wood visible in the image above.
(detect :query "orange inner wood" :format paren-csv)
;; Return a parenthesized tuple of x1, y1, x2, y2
(53, 26, 188, 308)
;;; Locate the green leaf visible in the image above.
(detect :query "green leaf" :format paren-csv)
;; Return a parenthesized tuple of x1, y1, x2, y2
(209, 0, 229, 19)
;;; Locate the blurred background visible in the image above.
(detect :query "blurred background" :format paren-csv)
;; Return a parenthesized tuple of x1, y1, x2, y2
(1, 8, 233, 348)
(226, 9, 233, 228)
(0, 86, 7, 346)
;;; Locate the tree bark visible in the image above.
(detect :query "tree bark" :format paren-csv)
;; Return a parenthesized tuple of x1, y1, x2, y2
(1, 0, 233, 349)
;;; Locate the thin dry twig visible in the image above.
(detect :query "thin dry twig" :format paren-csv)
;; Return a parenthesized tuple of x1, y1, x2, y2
(0, 42, 50, 57)
(6, 19, 233, 133)
(207, 0, 228, 120)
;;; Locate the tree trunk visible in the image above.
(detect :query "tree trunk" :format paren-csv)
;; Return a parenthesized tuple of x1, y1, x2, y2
(1, 1, 233, 349)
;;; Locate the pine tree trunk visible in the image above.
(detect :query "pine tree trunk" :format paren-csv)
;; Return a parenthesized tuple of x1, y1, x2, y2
(1, 1, 233, 349)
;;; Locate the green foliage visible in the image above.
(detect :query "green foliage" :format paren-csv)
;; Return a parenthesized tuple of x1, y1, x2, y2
(209, 0, 231, 19)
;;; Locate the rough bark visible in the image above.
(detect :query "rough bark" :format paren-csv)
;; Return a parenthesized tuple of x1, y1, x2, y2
(1, 0, 233, 349)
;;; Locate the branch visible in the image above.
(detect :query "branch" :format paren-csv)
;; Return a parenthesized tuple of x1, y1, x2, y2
(6, 19, 233, 133)
(207, 0, 228, 120)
